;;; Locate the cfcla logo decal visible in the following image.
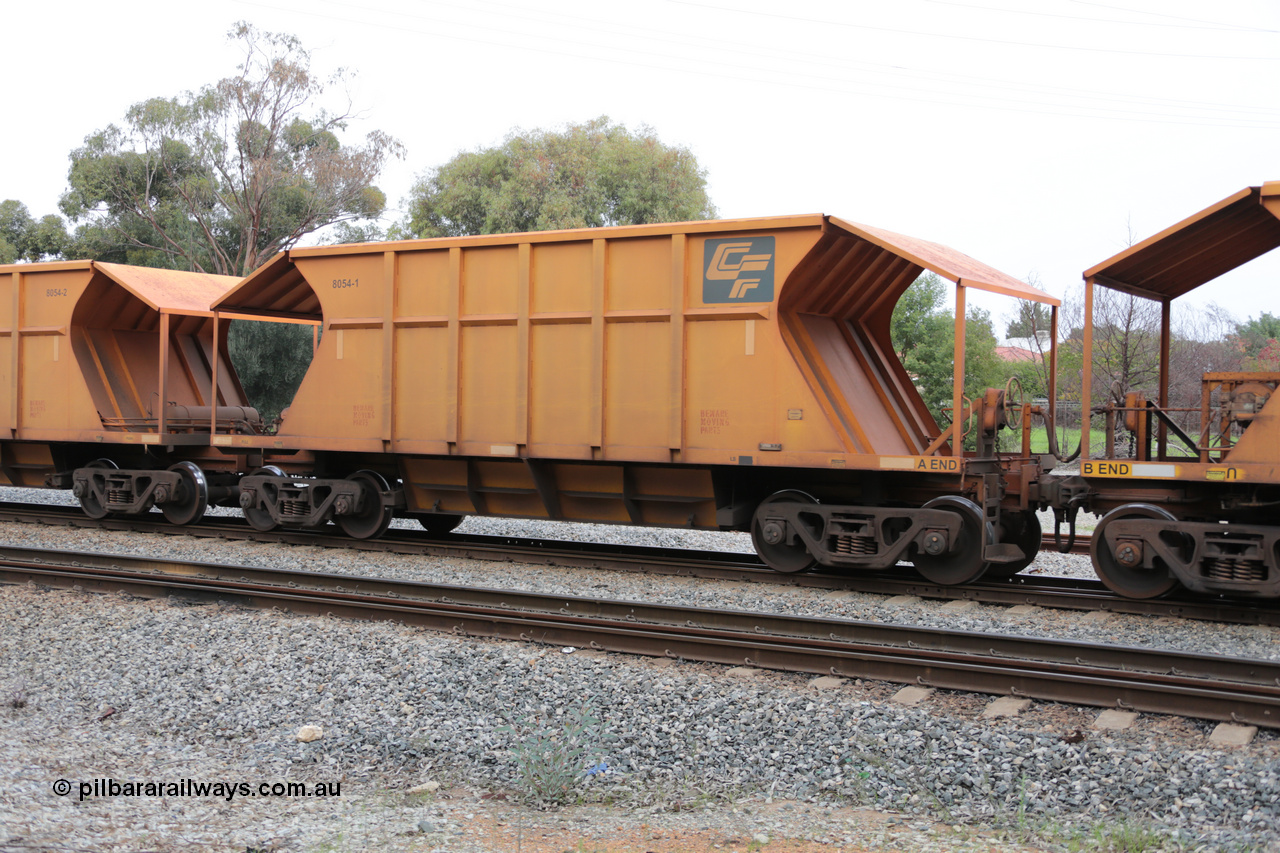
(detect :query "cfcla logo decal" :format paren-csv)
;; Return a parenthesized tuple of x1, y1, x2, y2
(703, 237, 775, 303)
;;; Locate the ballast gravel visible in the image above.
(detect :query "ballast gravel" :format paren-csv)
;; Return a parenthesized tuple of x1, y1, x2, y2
(2, 488, 1279, 851)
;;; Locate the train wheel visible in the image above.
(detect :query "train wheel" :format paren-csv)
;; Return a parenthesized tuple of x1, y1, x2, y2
(243, 466, 284, 532)
(751, 490, 819, 573)
(1092, 504, 1180, 599)
(912, 496, 992, 585)
(161, 462, 208, 526)
(417, 514, 464, 536)
(337, 470, 393, 540)
(984, 511, 1042, 579)
(77, 459, 117, 520)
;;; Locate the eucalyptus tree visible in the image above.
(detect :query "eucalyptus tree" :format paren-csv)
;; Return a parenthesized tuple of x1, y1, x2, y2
(56, 23, 402, 422)
(0, 200, 70, 263)
(403, 116, 715, 238)
(890, 272, 1004, 429)
(59, 22, 403, 277)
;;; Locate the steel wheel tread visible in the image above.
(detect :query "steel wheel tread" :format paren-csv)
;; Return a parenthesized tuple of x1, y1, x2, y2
(161, 462, 208, 526)
(242, 466, 284, 532)
(751, 490, 819, 573)
(985, 511, 1042, 579)
(1092, 503, 1181, 599)
(417, 514, 464, 536)
(912, 495, 993, 585)
(337, 470, 393, 540)
(77, 459, 118, 520)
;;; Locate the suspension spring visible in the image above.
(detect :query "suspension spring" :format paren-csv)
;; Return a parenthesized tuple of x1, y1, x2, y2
(1204, 558, 1266, 583)
(280, 499, 311, 519)
(833, 535, 877, 556)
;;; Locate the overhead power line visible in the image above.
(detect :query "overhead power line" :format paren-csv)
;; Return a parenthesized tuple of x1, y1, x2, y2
(1068, 0, 1278, 33)
(230, 0, 1280, 129)
(926, 0, 1277, 33)
(671, 0, 1280, 60)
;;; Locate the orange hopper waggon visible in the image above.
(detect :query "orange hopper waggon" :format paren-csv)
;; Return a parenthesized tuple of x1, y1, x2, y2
(4, 185, 1279, 601)
(208, 215, 1060, 585)
(0, 260, 261, 522)
(1071, 182, 1280, 600)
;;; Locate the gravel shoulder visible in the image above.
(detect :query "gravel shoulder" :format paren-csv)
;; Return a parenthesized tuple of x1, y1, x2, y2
(3, 490, 1280, 851)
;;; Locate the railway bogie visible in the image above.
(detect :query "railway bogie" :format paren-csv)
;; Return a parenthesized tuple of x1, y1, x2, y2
(236, 467, 401, 538)
(70, 460, 237, 524)
(749, 489, 985, 576)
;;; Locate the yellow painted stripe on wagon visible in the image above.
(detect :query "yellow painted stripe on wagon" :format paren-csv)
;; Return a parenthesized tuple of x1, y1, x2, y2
(880, 456, 961, 472)
(1081, 461, 1180, 478)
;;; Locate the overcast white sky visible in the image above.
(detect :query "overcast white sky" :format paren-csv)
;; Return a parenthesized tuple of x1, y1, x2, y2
(7, 0, 1279, 330)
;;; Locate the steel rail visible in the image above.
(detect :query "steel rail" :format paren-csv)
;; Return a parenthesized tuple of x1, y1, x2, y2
(2, 501, 1278, 626)
(2, 546, 1278, 728)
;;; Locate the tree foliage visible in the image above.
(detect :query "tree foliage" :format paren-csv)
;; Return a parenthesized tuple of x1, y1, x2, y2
(890, 273, 1004, 427)
(227, 320, 315, 424)
(403, 117, 716, 238)
(1232, 312, 1280, 370)
(0, 200, 71, 263)
(1004, 296, 1053, 342)
(41, 23, 401, 421)
(890, 272, 949, 361)
(1001, 284, 1055, 403)
(59, 22, 403, 276)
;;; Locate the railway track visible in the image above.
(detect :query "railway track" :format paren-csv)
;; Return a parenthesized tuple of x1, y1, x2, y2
(2, 500, 1279, 627)
(2, 544, 1277, 729)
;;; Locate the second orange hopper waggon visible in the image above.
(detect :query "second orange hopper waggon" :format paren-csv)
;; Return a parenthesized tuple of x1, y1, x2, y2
(210, 214, 1059, 581)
